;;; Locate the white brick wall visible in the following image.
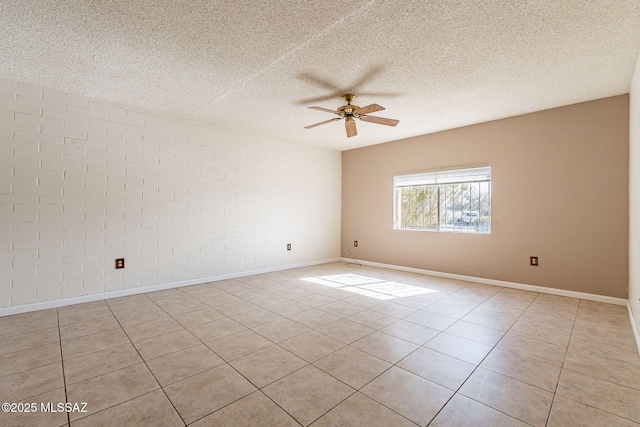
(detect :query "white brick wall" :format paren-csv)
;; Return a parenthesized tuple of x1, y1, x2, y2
(0, 78, 341, 310)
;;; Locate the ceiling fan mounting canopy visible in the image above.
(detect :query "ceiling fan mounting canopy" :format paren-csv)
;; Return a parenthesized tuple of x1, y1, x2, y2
(304, 93, 399, 138)
(337, 94, 359, 115)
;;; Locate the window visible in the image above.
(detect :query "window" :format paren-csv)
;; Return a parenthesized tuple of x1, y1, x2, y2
(393, 166, 491, 233)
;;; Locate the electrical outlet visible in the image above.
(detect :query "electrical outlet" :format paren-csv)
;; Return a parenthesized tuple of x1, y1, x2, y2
(354, 240, 358, 247)
(530, 256, 538, 266)
(115, 258, 125, 269)
(287, 243, 291, 251)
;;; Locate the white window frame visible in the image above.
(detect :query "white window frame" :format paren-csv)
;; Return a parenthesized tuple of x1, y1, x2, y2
(393, 166, 491, 234)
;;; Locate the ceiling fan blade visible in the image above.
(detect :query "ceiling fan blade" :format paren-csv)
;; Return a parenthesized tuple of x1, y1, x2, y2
(309, 106, 341, 115)
(353, 103, 385, 115)
(304, 117, 342, 129)
(345, 118, 357, 138)
(360, 115, 399, 127)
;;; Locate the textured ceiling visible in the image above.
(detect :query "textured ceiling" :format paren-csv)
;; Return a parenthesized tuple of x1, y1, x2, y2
(1, 1, 639, 151)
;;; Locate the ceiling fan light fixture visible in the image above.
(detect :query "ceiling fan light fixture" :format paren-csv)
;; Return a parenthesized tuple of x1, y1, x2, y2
(304, 93, 399, 138)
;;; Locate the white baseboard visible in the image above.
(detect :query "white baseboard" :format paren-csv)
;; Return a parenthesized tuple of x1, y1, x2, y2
(1, 256, 630, 318)
(629, 302, 640, 356)
(341, 258, 628, 306)
(0, 258, 341, 317)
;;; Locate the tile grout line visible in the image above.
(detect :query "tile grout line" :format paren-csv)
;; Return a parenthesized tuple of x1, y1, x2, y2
(551, 300, 640, 426)
(55, 308, 71, 427)
(423, 290, 544, 426)
(544, 299, 581, 427)
(104, 295, 188, 426)
(398, 294, 500, 426)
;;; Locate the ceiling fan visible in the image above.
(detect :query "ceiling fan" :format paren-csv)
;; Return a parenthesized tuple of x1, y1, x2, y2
(304, 94, 399, 138)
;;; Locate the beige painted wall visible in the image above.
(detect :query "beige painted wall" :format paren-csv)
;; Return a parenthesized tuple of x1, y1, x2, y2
(630, 54, 640, 335)
(342, 96, 629, 298)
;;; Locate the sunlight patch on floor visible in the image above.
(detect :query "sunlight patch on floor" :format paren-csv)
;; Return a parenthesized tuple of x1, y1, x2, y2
(300, 274, 438, 300)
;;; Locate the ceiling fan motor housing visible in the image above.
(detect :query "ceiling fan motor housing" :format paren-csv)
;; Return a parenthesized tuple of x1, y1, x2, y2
(339, 94, 359, 116)
(338, 104, 359, 116)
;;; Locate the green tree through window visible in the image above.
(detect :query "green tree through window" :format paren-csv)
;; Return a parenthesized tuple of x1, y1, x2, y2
(394, 167, 491, 233)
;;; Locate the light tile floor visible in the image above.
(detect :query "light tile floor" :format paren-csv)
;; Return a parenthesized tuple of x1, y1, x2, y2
(1, 262, 639, 426)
